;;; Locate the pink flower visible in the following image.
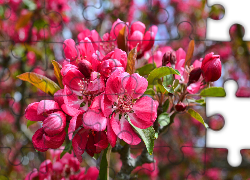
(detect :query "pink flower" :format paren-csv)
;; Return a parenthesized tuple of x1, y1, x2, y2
(201, 52, 221, 82)
(63, 37, 99, 65)
(128, 21, 158, 58)
(133, 158, 159, 180)
(174, 48, 205, 94)
(96, 48, 127, 78)
(101, 19, 128, 54)
(146, 46, 173, 67)
(103, 69, 157, 145)
(25, 148, 99, 180)
(72, 128, 109, 162)
(61, 64, 105, 97)
(25, 100, 66, 151)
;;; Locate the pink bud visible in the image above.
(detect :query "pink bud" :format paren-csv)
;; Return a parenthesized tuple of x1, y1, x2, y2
(201, 53, 221, 82)
(175, 102, 186, 112)
(188, 67, 202, 85)
(77, 60, 93, 78)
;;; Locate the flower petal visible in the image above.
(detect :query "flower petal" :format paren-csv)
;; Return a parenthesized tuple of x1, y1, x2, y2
(83, 167, 99, 180)
(132, 96, 157, 124)
(105, 68, 127, 102)
(63, 39, 78, 62)
(44, 130, 66, 149)
(32, 128, 49, 152)
(119, 116, 141, 145)
(102, 95, 113, 118)
(43, 111, 66, 136)
(128, 112, 153, 129)
(83, 110, 107, 131)
(62, 68, 85, 94)
(61, 104, 81, 117)
(176, 48, 186, 63)
(131, 21, 146, 35)
(72, 128, 89, 162)
(63, 85, 83, 108)
(68, 112, 84, 140)
(128, 30, 143, 52)
(125, 73, 148, 99)
(25, 102, 46, 121)
(37, 100, 60, 115)
(94, 131, 109, 153)
(107, 116, 117, 147)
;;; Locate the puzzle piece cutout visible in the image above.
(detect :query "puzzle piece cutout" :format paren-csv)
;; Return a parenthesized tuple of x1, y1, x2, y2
(207, 0, 250, 41)
(206, 79, 250, 167)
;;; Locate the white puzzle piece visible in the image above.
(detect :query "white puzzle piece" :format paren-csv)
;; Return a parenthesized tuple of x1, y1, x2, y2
(207, 0, 250, 41)
(206, 80, 250, 166)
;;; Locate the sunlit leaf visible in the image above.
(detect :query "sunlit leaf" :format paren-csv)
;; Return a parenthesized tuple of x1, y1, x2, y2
(27, 120, 37, 128)
(187, 109, 209, 128)
(136, 63, 156, 76)
(52, 60, 63, 88)
(126, 44, 138, 74)
(200, 87, 226, 97)
(17, 72, 61, 96)
(128, 117, 155, 155)
(147, 67, 180, 85)
(185, 40, 195, 67)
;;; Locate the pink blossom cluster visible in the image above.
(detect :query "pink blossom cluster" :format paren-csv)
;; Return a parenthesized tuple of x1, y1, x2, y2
(25, 20, 158, 162)
(25, 148, 99, 180)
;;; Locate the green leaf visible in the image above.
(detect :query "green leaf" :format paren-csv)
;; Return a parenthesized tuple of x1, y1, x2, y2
(187, 109, 209, 128)
(200, 87, 226, 97)
(158, 112, 170, 127)
(17, 72, 61, 96)
(27, 120, 37, 128)
(173, 79, 179, 89)
(99, 148, 108, 180)
(163, 74, 174, 87)
(144, 88, 155, 96)
(136, 63, 156, 76)
(157, 82, 174, 94)
(128, 117, 155, 155)
(60, 141, 72, 159)
(126, 45, 138, 74)
(162, 99, 170, 112)
(196, 99, 206, 106)
(147, 67, 180, 85)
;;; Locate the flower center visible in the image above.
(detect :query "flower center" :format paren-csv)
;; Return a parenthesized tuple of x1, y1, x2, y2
(114, 95, 134, 113)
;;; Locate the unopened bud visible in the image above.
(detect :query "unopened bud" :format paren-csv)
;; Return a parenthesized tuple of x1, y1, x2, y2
(162, 51, 176, 66)
(78, 60, 93, 78)
(201, 52, 221, 82)
(188, 67, 202, 85)
(175, 102, 186, 112)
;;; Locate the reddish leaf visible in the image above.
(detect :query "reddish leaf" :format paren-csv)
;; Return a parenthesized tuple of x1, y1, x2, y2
(185, 40, 195, 67)
(52, 60, 63, 88)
